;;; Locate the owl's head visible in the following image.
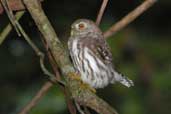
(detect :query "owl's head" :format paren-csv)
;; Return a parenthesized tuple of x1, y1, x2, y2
(70, 19, 102, 37)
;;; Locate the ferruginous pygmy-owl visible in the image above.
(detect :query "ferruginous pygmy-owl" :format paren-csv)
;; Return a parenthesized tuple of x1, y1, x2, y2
(68, 19, 134, 88)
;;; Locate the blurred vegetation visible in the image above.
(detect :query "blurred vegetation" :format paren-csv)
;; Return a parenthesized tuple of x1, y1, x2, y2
(0, 0, 171, 114)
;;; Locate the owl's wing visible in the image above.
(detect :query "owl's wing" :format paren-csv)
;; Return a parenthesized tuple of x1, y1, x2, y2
(85, 34, 113, 65)
(91, 37, 134, 87)
(96, 40, 113, 64)
(82, 34, 134, 87)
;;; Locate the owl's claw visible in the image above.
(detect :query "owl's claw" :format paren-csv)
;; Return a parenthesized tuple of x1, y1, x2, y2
(68, 72, 96, 93)
(80, 82, 96, 93)
(68, 72, 81, 81)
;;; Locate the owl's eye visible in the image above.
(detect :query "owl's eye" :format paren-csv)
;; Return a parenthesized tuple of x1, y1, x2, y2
(76, 22, 87, 30)
(78, 23, 85, 29)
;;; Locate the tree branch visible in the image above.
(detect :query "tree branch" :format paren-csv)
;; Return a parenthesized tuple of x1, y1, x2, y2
(22, 0, 118, 114)
(96, 0, 109, 25)
(18, 81, 53, 114)
(103, 0, 157, 38)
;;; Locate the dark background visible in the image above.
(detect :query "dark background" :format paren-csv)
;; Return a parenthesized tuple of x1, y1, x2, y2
(0, 0, 170, 114)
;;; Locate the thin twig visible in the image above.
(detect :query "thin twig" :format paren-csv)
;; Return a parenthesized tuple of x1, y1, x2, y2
(39, 53, 66, 85)
(18, 81, 53, 114)
(0, 11, 24, 45)
(96, 0, 109, 25)
(103, 0, 157, 38)
(41, 37, 62, 81)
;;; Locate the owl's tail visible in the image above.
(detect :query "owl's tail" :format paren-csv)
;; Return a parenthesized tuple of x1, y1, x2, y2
(111, 71, 134, 87)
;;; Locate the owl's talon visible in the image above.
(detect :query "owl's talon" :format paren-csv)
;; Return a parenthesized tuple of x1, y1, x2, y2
(80, 83, 96, 93)
(68, 72, 96, 92)
(68, 72, 81, 81)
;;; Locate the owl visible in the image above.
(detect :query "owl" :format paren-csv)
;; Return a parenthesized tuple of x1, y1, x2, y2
(68, 19, 134, 88)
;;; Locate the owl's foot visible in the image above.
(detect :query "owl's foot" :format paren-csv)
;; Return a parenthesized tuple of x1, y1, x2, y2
(68, 72, 96, 93)
(68, 72, 81, 81)
(80, 82, 96, 93)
